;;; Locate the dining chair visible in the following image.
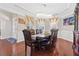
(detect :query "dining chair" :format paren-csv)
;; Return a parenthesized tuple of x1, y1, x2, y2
(22, 29, 36, 56)
(39, 29, 59, 52)
(73, 31, 79, 56)
(36, 29, 58, 52)
(50, 29, 58, 51)
(29, 29, 35, 35)
(36, 35, 52, 51)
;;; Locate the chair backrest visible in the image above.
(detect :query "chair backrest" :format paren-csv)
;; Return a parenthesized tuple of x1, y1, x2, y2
(22, 29, 32, 43)
(73, 31, 79, 55)
(29, 29, 35, 35)
(51, 29, 58, 38)
(50, 29, 58, 43)
(73, 31, 79, 45)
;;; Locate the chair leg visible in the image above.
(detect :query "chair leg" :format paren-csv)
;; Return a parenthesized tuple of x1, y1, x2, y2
(31, 47, 32, 56)
(25, 46, 27, 56)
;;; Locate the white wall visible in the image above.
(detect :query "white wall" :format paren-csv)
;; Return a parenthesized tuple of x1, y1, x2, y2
(58, 29, 73, 42)
(0, 13, 13, 39)
(17, 24, 26, 42)
(57, 17, 74, 42)
(0, 20, 1, 36)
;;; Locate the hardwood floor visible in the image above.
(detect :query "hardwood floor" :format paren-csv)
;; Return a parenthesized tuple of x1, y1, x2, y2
(0, 38, 74, 56)
(0, 40, 12, 56)
(57, 38, 74, 56)
(12, 41, 25, 56)
(13, 38, 74, 56)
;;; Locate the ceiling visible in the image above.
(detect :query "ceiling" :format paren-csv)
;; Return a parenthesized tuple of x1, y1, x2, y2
(0, 3, 76, 18)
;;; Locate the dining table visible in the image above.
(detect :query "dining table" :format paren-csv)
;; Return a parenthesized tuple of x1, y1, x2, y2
(31, 34, 50, 51)
(31, 34, 45, 40)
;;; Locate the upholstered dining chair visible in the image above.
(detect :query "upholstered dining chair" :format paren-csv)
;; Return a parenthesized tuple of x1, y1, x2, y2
(73, 31, 79, 56)
(22, 29, 36, 56)
(29, 29, 35, 35)
(50, 29, 58, 51)
(36, 29, 58, 52)
(36, 35, 52, 51)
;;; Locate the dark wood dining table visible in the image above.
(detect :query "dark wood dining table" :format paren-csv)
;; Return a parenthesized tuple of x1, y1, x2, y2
(31, 34, 50, 51)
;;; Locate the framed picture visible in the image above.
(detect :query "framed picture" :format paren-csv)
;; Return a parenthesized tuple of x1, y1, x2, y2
(63, 16, 75, 25)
